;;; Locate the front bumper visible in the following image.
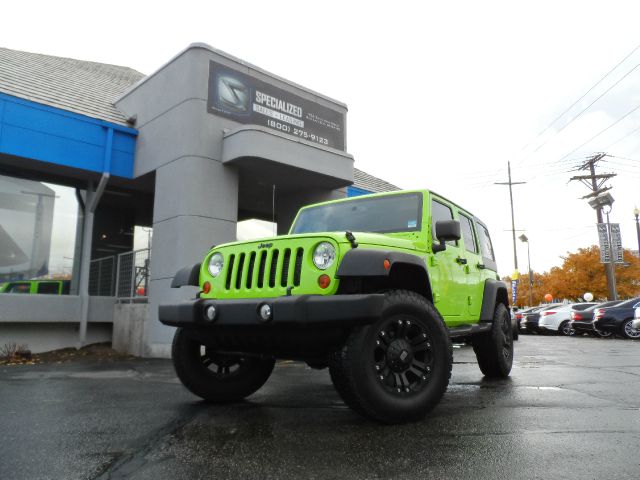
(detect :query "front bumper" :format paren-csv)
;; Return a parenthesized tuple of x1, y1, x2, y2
(159, 293, 385, 329)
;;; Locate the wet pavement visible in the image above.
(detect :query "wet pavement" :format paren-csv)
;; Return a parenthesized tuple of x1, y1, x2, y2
(1, 335, 639, 480)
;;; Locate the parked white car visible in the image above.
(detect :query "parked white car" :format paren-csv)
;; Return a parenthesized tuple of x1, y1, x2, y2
(633, 307, 640, 330)
(538, 303, 597, 335)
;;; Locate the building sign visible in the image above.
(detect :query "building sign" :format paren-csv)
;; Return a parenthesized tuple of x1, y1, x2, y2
(207, 61, 345, 150)
(597, 223, 624, 264)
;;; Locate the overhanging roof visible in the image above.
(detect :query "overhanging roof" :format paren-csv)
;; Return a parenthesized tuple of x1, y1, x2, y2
(0, 47, 145, 126)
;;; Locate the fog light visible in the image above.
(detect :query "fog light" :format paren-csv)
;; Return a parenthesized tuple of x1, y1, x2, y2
(259, 303, 272, 322)
(204, 305, 217, 321)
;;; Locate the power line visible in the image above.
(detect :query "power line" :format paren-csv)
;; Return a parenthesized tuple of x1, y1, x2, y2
(556, 102, 640, 163)
(603, 124, 640, 150)
(517, 43, 640, 160)
(531, 63, 640, 154)
(608, 154, 640, 163)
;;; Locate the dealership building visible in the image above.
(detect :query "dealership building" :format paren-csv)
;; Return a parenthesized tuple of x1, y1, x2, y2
(0, 44, 398, 356)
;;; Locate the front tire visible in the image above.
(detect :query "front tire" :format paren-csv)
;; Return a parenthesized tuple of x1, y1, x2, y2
(329, 290, 452, 424)
(171, 328, 275, 402)
(472, 303, 513, 378)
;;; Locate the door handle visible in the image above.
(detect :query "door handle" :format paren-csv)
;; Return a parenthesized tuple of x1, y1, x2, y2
(477, 263, 486, 269)
(456, 257, 467, 265)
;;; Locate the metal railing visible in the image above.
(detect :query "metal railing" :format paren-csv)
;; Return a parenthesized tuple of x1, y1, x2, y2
(88, 255, 116, 296)
(88, 248, 149, 301)
(116, 248, 150, 301)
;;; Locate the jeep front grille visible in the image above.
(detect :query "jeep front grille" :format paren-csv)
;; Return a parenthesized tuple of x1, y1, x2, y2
(224, 247, 303, 292)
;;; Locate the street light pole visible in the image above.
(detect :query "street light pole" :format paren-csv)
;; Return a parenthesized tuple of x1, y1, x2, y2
(634, 207, 640, 257)
(519, 234, 533, 307)
(495, 161, 526, 273)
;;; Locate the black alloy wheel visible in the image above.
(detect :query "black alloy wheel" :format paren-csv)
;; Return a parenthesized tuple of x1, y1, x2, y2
(329, 290, 452, 424)
(374, 316, 434, 395)
(472, 303, 514, 378)
(171, 328, 275, 402)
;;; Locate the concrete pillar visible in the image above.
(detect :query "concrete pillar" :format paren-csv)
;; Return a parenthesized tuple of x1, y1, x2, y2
(146, 157, 238, 356)
(69, 196, 84, 295)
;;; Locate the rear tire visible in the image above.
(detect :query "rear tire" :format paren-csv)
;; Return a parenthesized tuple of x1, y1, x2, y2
(472, 303, 513, 378)
(329, 290, 452, 424)
(559, 320, 573, 336)
(171, 328, 275, 402)
(621, 319, 640, 340)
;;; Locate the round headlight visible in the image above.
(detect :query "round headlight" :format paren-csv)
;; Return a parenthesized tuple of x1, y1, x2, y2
(313, 242, 336, 270)
(208, 253, 224, 277)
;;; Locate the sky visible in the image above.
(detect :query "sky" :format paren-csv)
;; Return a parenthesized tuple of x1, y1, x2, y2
(2, 0, 640, 278)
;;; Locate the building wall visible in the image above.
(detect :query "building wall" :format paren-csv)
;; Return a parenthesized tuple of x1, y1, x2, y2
(116, 44, 354, 357)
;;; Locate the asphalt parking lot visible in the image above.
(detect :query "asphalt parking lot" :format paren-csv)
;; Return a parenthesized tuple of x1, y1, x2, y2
(1, 335, 639, 480)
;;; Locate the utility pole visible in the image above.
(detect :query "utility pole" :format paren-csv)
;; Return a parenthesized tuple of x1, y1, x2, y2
(569, 152, 617, 300)
(495, 161, 526, 272)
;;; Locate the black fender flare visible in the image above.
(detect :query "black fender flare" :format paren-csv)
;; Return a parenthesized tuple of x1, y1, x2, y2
(336, 249, 432, 300)
(171, 263, 201, 288)
(479, 278, 509, 322)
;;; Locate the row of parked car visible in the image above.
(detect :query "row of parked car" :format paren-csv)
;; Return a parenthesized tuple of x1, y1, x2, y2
(514, 297, 640, 339)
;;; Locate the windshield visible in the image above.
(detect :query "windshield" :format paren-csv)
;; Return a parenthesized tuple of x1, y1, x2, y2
(291, 193, 423, 234)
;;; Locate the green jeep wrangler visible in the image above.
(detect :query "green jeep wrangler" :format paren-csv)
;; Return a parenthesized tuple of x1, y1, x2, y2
(160, 190, 513, 424)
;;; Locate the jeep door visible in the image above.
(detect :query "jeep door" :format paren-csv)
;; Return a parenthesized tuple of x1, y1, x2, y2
(428, 196, 468, 324)
(458, 212, 483, 319)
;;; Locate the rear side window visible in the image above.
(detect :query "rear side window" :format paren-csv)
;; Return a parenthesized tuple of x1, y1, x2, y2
(459, 213, 478, 253)
(573, 303, 595, 311)
(476, 223, 495, 261)
(431, 199, 456, 246)
(7, 283, 30, 294)
(37, 282, 59, 294)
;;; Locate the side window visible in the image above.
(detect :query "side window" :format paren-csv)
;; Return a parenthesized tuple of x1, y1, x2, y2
(37, 282, 59, 294)
(477, 223, 496, 261)
(459, 213, 478, 254)
(7, 283, 30, 294)
(431, 199, 456, 246)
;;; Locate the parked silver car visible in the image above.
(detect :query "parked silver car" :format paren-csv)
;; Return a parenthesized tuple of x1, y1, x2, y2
(633, 307, 640, 330)
(538, 303, 598, 335)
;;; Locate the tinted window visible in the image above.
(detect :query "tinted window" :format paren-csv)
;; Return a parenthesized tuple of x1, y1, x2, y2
(477, 223, 495, 261)
(37, 282, 59, 294)
(7, 283, 30, 294)
(572, 303, 596, 311)
(459, 213, 477, 253)
(291, 193, 422, 234)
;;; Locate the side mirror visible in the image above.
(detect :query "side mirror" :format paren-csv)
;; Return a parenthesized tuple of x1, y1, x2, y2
(433, 220, 461, 253)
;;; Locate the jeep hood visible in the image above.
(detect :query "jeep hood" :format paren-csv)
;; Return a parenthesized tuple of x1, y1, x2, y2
(210, 231, 419, 253)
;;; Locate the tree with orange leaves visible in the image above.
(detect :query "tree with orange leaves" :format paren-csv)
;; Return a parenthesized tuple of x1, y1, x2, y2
(504, 245, 640, 307)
